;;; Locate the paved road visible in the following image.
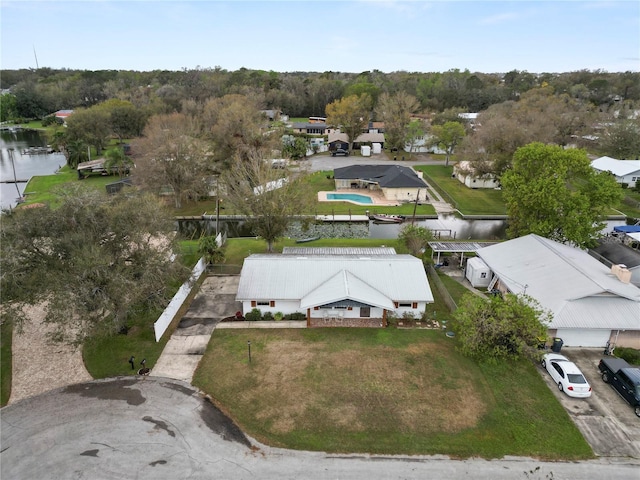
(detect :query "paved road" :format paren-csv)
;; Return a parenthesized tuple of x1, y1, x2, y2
(2, 376, 639, 480)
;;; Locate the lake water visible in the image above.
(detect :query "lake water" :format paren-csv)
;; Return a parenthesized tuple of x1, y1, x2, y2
(0, 128, 66, 210)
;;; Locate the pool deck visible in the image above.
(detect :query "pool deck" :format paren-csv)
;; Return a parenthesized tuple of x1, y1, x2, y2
(318, 189, 400, 206)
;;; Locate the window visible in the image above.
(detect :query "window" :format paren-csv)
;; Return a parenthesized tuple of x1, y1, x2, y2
(360, 307, 370, 317)
(257, 301, 269, 306)
(398, 303, 412, 307)
(480, 272, 487, 278)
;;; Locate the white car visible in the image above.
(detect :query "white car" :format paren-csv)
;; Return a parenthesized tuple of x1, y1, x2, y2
(541, 353, 592, 398)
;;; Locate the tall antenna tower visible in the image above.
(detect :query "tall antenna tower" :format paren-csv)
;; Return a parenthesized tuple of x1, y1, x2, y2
(33, 45, 39, 70)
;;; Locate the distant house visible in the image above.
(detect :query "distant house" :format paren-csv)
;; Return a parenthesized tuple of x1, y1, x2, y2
(77, 158, 108, 179)
(291, 122, 329, 135)
(476, 234, 640, 348)
(54, 109, 74, 120)
(453, 161, 499, 189)
(333, 164, 428, 202)
(236, 247, 434, 327)
(327, 131, 385, 151)
(591, 156, 640, 185)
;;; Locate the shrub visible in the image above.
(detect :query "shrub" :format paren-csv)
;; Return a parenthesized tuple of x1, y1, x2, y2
(262, 311, 274, 321)
(615, 347, 640, 365)
(245, 308, 262, 321)
(274, 311, 283, 321)
(284, 312, 306, 320)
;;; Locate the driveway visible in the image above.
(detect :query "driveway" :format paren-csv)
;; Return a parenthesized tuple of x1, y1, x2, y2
(150, 275, 242, 382)
(538, 348, 640, 459)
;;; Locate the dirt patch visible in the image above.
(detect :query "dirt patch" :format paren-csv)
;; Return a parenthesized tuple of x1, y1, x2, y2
(9, 304, 92, 405)
(230, 335, 486, 436)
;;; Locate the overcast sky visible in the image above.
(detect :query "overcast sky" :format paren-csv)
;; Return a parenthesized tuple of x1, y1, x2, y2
(1, 0, 639, 73)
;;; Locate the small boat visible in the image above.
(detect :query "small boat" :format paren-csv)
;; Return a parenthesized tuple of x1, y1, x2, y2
(371, 214, 404, 224)
(296, 235, 321, 243)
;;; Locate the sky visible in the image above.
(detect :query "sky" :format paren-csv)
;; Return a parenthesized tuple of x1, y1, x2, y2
(1, 0, 639, 74)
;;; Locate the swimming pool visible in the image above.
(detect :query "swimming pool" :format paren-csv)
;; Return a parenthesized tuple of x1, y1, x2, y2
(326, 193, 374, 204)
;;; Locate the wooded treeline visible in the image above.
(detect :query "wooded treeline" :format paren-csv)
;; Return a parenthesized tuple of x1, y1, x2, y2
(2, 67, 639, 121)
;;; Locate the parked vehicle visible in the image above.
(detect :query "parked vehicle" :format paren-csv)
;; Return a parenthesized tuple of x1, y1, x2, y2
(541, 353, 592, 398)
(598, 357, 640, 417)
(331, 148, 349, 157)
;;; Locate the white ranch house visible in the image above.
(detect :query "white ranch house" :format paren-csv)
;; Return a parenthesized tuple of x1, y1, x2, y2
(591, 156, 640, 185)
(236, 247, 434, 327)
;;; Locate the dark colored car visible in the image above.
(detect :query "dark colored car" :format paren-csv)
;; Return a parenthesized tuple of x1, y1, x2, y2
(331, 148, 349, 157)
(599, 357, 640, 417)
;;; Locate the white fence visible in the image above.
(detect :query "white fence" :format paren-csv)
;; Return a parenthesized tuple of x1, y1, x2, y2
(153, 257, 207, 342)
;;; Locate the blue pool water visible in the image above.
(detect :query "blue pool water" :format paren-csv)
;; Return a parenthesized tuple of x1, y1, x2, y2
(326, 193, 374, 204)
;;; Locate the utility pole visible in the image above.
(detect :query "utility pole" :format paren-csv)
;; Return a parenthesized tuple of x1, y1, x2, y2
(411, 189, 420, 224)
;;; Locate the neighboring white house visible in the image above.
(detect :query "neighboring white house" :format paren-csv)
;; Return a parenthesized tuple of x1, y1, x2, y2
(453, 161, 500, 189)
(236, 248, 434, 328)
(476, 234, 640, 348)
(591, 156, 640, 185)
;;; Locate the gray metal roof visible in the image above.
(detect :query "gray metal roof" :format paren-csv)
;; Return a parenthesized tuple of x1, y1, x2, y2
(477, 234, 640, 330)
(428, 241, 499, 253)
(237, 254, 433, 306)
(283, 247, 397, 255)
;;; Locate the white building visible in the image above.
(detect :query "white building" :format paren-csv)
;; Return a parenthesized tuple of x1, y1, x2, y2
(476, 234, 640, 348)
(591, 156, 640, 185)
(236, 248, 434, 327)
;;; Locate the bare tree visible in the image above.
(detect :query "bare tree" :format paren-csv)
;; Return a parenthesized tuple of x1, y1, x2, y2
(221, 153, 314, 252)
(132, 113, 215, 208)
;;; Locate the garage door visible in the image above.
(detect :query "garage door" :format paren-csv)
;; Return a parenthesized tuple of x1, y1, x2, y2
(555, 329, 610, 347)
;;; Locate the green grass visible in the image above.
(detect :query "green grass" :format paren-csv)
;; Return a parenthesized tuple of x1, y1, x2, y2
(1, 320, 13, 406)
(193, 328, 592, 459)
(617, 189, 640, 220)
(415, 165, 507, 216)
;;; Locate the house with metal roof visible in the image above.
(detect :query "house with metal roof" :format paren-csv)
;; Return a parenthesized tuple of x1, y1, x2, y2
(236, 248, 434, 327)
(476, 234, 640, 348)
(591, 156, 640, 185)
(333, 164, 429, 203)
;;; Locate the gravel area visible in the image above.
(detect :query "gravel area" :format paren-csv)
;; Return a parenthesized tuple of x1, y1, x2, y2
(9, 304, 92, 405)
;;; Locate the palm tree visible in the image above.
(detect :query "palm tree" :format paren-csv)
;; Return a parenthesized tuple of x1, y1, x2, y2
(104, 147, 134, 178)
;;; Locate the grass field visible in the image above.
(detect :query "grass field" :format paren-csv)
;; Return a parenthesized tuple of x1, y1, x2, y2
(192, 328, 592, 459)
(415, 166, 507, 216)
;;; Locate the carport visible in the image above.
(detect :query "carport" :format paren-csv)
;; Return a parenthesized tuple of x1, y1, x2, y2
(428, 241, 498, 267)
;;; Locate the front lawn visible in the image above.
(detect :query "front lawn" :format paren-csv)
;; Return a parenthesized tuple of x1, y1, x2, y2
(193, 328, 592, 459)
(415, 165, 507, 216)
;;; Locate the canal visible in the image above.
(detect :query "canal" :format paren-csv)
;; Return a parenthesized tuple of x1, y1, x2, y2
(0, 128, 66, 210)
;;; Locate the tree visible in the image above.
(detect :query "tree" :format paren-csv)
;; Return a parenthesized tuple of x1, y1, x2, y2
(104, 146, 134, 178)
(282, 135, 308, 160)
(501, 143, 623, 248)
(198, 235, 226, 264)
(398, 224, 433, 256)
(431, 121, 466, 166)
(599, 119, 640, 159)
(0, 93, 17, 122)
(202, 94, 271, 167)
(64, 106, 111, 155)
(405, 119, 426, 153)
(453, 292, 550, 362)
(0, 186, 191, 343)
(325, 94, 372, 152)
(133, 113, 214, 209)
(221, 153, 314, 252)
(375, 92, 420, 151)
